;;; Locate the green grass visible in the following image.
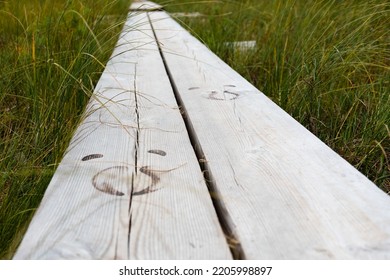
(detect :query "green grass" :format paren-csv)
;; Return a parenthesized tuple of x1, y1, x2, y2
(0, 0, 389, 259)
(155, 0, 389, 190)
(0, 0, 130, 259)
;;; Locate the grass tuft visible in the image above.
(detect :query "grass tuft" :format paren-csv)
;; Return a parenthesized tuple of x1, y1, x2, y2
(0, 0, 131, 259)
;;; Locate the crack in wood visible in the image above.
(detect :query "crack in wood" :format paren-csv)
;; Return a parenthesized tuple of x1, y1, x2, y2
(134, 63, 140, 175)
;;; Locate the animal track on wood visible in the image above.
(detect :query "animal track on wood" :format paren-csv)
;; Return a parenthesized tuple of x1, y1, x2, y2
(209, 90, 239, 101)
(92, 166, 128, 196)
(82, 154, 104, 161)
(133, 166, 161, 196)
(148, 149, 167, 156)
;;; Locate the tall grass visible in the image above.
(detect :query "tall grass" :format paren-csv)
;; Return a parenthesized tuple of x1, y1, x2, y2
(0, 0, 130, 259)
(156, 0, 389, 192)
(1, 0, 389, 259)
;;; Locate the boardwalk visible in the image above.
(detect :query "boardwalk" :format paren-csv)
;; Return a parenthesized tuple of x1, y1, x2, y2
(14, 1, 390, 259)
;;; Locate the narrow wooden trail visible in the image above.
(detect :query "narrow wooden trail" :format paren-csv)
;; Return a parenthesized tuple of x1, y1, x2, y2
(14, 1, 390, 259)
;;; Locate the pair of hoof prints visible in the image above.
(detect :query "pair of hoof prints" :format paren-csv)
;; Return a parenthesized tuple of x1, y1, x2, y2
(82, 150, 166, 196)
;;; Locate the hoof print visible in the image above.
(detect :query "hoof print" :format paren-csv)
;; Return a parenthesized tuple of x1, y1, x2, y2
(92, 166, 127, 196)
(133, 166, 161, 196)
(209, 90, 239, 101)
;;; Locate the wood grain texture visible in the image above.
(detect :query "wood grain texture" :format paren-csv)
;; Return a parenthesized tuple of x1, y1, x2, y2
(14, 12, 231, 260)
(125, 12, 231, 259)
(150, 11, 390, 259)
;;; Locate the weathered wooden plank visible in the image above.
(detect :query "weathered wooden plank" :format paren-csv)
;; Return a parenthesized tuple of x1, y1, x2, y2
(130, 0, 163, 11)
(13, 23, 139, 259)
(14, 12, 231, 259)
(123, 12, 231, 259)
(150, 11, 390, 259)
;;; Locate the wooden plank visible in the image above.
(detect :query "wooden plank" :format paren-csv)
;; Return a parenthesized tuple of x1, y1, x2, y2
(130, 0, 163, 11)
(14, 12, 231, 259)
(124, 12, 231, 259)
(150, 11, 390, 259)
